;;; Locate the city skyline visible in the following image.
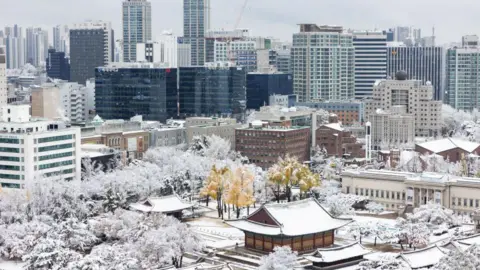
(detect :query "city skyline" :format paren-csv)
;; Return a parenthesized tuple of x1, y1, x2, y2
(1, 0, 480, 45)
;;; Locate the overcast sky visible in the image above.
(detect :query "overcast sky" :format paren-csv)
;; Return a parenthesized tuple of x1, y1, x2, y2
(0, 0, 477, 44)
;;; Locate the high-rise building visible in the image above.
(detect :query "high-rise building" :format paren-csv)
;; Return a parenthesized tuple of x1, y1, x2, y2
(46, 49, 70, 81)
(365, 71, 442, 138)
(0, 46, 6, 108)
(178, 62, 246, 120)
(4, 25, 25, 69)
(292, 24, 355, 102)
(205, 29, 248, 63)
(246, 72, 293, 110)
(275, 50, 292, 74)
(394, 26, 410, 43)
(352, 31, 387, 99)
(53, 25, 69, 54)
(214, 40, 257, 71)
(136, 35, 192, 67)
(445, 35, 480, 111)
(25, 27, 49, 67)
(136, 41, 161, 63)
(0, 105, 81, 186)
(122, 0, 152, 62)
(69, 21, 114, 84)
(387, 46, 444, 100)
(95, 62, 177, 122)
(183, 0, 210, 66)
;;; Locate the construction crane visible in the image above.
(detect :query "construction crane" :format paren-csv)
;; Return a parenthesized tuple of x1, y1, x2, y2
(227, 0, 249, 64)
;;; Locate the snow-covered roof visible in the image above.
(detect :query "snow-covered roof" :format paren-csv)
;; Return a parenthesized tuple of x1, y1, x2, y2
(323, 123, 344, 132)
(457, 234, 480, 246)
(417, 138, 480, 154)
(129, 194, 193, 214)
(304, 242, 371, 263)
(399, 245, 447, 269)
(440, 240, 470, 251)
(226, 198, 352, 236)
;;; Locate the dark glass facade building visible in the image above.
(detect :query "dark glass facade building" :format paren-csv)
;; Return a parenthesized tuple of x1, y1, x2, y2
(95, 67, 177, 122)
(46, 49, 70, 81)
(246, 73, 293, 110)
(179, 66, 247, 119)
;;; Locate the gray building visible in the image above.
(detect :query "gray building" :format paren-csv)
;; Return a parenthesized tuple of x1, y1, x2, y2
(122, 0, 152, 62)
(70, 21, 114, 84)
(149, 127, 186, 147)
(183, 0, 210, 66)
(445, 35, 480, 111)
(352, 31, 387, 99)
(387, 46, 444, 101)
(292, 24, 355, 102)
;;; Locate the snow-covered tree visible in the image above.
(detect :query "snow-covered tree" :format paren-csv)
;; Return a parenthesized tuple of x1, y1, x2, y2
(433, 244, 480, 270)
(325, 193, 367, 217)
(312, 180, 341, 203)
(81, 157, 104, 180)
(224, 166, 255, 219)
(407, 201, 461, 227)
(365, 201, 385, 214)
(395, 218, 430, 250)
(356, 255, 411, 270)
(23, 238, 83, 270)
(258, 246, 298, 270)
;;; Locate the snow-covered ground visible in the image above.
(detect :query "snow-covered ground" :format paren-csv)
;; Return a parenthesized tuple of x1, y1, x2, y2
(0, 260, 24, 270)
(187, 217, 244, 249)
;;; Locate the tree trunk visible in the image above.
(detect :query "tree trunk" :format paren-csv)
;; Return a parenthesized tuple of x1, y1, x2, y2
(179, 255, 183, 268)
(236, 207, 241, 218)
(206, 196, 209, 207)
(286, 186, 291, 202)
(400, 242, 404, 250)
(360, 235, 362, 244)
(374, 237, 377, 246)
(217, 198, 222, 218)
(228, 204, 231, 220)
(247, 206, 250, 215)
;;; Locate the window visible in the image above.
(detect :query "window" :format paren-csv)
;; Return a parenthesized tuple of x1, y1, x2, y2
(355, 188, 358, 195)
(376, 190, 379, 197)
(402, 192, 405, 200)
(0, 165, 20, 171)
(386, 191, 389, 199)
(0, 147, 19, 153)
(365, 189, 369, 196)
(381, 190, 384, 198)
(346, 186, 350, 194)
(470, 199, 474, 207)
(458, 198, 462, 206)
(39, 160, 74, 170)
(0, 156, 20, 162)
(360, 188, 364, 196)
(38, 135, 73, 143)
(464, 198, 468, 207)
(39, 152, 73, 161)
(397, 192, 400, 200)
(39, 143, 72, 152)
(452, 197, 456, 206)
(476, 200, 479, 208)
(0, 174, 20, 180)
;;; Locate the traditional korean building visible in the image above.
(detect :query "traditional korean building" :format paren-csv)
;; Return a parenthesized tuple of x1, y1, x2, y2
(226, 198, 352, 253)
(304, 242, 371, 269)
(129, 194, 193, 219)
(398, 245, 447, 269)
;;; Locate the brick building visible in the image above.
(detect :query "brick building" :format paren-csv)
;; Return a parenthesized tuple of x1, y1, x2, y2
(235, 121, 310, 169)
(415, 138, 480, 163)
(316, 122, 364, 158)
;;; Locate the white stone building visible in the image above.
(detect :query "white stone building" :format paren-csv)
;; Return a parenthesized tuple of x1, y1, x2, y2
(185, 117, 240, 149)
(365, 72, 442, 138)
(0, 105, 81, 188)
(370, 106, 415, 148)
(342, 169, 480, 214)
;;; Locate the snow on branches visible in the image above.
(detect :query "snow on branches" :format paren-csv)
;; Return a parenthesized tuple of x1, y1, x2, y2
(407, 201, 461, 227)
(258, 246, 298, 270)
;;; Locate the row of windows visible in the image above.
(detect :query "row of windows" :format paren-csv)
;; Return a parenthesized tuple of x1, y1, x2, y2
(38, 134, 73, 143)
(1, 183, 20, 188)
(43, 169, 74, 177)
(0, 138, 19, 144)
(39, 152, 73, 161)
(39, 160, 74, 170)
(39, 143, 73, 152)
(0, 147, 19, 153)
(0, 165, 20, 171)
(0, 174, 20, 180)
(350, 187, 406, 200)
(452, 197, 480, 208)
(0, 156, 20, 162)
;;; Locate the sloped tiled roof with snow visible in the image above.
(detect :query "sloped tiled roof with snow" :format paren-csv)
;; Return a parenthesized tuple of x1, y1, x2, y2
(129, 194, 193, 213)
(304, 242, 371, 263)
(225, 198, 352, 236)
(417, 138, 480, 154)
(399, 245, 447, 269)
(457, 234, 480, 246)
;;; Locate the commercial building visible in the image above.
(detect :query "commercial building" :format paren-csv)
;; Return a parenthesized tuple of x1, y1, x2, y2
(95, 62, 177, 123)
(0, 105, 81, 187)
(387, 45, 444, 101)
(214, 40, 257, 72)
(31, 84, 61, 120)
(0, 46, 6, 108)
(205, 29, 248, 63)
(295, 101, 364, 125)
(269, 94, 296, 108)
(415, 138, 480, 163)
(185, 117, 239, 149)
(445, 36, 480, 111)
(352, 31, 387, 99)
(122, 0, 152, 62)
(183, 0, 210, 66)
(315, 122, 364, 158)
(136, 41, 161, 63)
(53, 25, 69, 54)
(246, 72, 293, 110)
(365, 71, 442, 138)
(178, 63, 247, 120)
(149, 127, 186, 148)
(369, 107, 415, 149)
(292, 24, 354, 102)
(235, 121, 310, 169)
(226, 198, 352, 253)
(342, 169, 480, 214)
(136, 36, 191, 68)
(69, 21, 114, 84)
(46, 49, 70, 81)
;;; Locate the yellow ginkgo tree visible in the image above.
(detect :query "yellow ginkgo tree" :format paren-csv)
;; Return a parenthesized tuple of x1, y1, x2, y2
(200, 165, 231, 219)
(224, 166, 255, 219)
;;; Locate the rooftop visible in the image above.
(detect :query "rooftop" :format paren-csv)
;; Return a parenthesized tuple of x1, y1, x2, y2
(238, 125, 309, 132)
(226, 198, 352, 236)
(417, 138, 480, 154)
(399, 245, 447, 269)
(304, 242, 371, 263)
(322, 123, 344, 132)
(129, 195, 193, 214)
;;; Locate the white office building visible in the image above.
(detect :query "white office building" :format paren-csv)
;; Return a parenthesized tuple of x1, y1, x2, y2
(292, 24, 355, 102)
(352, 31, 387, 99)
(136, 41, 161, 63)
(365, 72, 442, 138)
(0, 105, 81, 188)
(137, 33, 191, 67)
(445, 35, 480, 111)
(57, 81, 95, 124)
(370, 106, 415, 149)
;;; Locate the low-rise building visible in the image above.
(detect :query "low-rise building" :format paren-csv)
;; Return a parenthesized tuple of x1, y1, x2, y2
(235, 121, 310, 169)
(370, 106, 415, 149)
(296, 100, 364, 125)
(0, 105, 81, 187)
(149, 127, 186, 148)
(316, 122, 364, 159)
(342, 169, 480, 214)
(415, 138, 480, 163)
(185, 117, 240, 149)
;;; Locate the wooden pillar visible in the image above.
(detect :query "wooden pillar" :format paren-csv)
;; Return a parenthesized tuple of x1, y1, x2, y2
(280, 236, 283, 246)
(244, 233, 247, 247)
(253, 233, 256, 249)
(313, 233, 316, 248)
(322, 232, 325, 247)
(332, 230, 335, 245)
(291, 237, 294, 250)
(262, 235, 265, 251)
(301, 235, 304, 251)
